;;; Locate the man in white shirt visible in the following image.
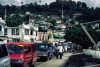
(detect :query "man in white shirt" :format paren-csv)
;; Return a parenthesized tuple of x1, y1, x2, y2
(58, 45, 63, 59)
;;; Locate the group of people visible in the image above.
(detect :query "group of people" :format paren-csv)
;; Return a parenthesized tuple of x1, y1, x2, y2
(53, 44, 67, 59)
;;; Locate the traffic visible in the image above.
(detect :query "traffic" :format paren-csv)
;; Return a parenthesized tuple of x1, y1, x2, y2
(0, 41, 72, 67)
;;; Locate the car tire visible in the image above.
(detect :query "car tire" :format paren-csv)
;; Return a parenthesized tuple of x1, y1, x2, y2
(45, 57, 49, 61)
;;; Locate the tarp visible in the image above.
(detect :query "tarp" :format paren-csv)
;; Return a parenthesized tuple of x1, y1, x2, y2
(53, 34, 63, 39)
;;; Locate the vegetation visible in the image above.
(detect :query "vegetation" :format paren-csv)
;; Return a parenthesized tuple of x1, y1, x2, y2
(65, 27, 100, 48)
(0, 1, 99, 26)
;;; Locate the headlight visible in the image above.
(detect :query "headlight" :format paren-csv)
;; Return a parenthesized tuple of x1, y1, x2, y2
(18, 59, 24, 63)
(43, 54, 47, 56)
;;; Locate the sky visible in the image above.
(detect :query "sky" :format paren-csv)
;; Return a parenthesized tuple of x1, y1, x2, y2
(0, 0, 100, 8)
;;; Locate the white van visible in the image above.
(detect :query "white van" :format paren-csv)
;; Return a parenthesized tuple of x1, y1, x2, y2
(0, 41, 10, 67)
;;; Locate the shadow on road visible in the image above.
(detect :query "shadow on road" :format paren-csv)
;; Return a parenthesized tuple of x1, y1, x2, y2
(64, 53, 100, 67)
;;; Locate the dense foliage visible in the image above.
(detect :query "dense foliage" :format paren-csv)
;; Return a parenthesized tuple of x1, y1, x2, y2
(65, 27, 100, 48)
(0, 1, 99, 26)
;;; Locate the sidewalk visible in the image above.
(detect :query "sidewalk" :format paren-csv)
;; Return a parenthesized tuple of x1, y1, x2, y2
(37, 53, 73, 67)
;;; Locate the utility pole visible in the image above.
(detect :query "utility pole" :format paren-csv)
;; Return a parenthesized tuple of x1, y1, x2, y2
(4, 7, 6, 22)
(80, 23, 97, 49)
(61, 1, 64, 19)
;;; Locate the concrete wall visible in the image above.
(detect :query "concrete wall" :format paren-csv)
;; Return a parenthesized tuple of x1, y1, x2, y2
(83, 49, 100, 59)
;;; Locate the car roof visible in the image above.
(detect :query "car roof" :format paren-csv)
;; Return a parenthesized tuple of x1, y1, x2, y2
(0, 41, 5, 45)
(6, 42, 35, 46)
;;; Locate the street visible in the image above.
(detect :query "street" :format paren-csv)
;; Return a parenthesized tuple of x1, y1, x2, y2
(35, 52, 100, 67)
(35, 53, 73, 67)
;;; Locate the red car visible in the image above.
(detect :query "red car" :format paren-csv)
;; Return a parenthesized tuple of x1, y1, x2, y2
(6, 42, 37, 67)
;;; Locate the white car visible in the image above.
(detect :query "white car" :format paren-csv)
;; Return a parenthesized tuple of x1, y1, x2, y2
(0, 41, 11, 67)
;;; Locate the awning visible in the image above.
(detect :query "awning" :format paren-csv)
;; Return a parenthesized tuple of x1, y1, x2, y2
(53, 34, 64, 39)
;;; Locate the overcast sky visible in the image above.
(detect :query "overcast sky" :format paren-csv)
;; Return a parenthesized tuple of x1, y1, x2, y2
(0, 0, 100, 7)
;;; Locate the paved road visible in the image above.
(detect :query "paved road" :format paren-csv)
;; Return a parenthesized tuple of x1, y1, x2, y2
(35, 53, 73, 67)
(35, 52, 100, 67)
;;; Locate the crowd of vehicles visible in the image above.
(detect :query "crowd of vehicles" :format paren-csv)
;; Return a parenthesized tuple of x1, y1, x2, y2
(0, 41, 55, 67)
(0, 41, 77, 67)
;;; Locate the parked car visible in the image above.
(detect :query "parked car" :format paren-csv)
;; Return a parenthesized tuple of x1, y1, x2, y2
(36, 43, 53, 61)
(6, 42, 37, 67)
(0, 41, 11, 67)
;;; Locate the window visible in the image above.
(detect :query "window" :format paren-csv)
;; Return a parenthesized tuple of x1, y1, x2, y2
(0, 25, 2, 31)
(16, 28, 19, 35)
(7, 44, 23, 54)
(4, 28, 7, 35)
(30, 30, 33, 35)
(12, 28, 16, 35)
(36, 31, 37, 36)
(0, 44, 8, 58)
(1, 45, 8, 56)
(0, 46, 3, 58)
(11, 28, 19, 35)
(25, 29, 29, 35)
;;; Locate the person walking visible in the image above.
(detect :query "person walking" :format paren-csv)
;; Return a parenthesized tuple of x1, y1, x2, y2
(58, 45, 63, 59)
(64, 45, 67, 53)
(55, 45, 59, 59)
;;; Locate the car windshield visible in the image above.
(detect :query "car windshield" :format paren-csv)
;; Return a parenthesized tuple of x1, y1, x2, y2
(37, 44, 49, 51)
(7, 44, 23, 54)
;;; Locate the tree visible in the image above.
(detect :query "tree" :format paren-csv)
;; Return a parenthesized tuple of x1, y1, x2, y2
(65, 27, 100, 49)
(6, 15, 23, 27)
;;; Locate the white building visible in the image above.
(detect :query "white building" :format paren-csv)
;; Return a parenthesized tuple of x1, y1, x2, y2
(0, 17, 7, 42)
(5, 23, 38, 42)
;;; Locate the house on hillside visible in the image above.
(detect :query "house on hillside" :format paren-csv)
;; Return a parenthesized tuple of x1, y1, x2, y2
(0, 17, 7, 42)
(5, 23, 38, 42)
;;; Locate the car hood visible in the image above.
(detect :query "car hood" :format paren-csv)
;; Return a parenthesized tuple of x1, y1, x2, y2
(9, 54, 24, 60)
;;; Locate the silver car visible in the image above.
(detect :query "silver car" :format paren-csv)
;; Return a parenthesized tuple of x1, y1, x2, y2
(0, 41, 10, 67)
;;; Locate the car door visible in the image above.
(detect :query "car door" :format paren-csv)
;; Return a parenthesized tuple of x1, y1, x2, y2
(0, 44, 10, 67)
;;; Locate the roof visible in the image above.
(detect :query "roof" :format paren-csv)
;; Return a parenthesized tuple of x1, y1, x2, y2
(6, 42, 35, 46)
(0, 17, 5, 24)
(53, 34, 64, 39)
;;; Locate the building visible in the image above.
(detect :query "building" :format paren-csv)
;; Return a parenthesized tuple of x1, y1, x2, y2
(5, 23, 38, 42)
(0, 17, 7, 42)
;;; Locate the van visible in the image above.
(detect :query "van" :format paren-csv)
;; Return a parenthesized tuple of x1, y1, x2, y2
(0, 41, 11, 67)
(6, 42, 37, 67)
(36, 43, 53, 61)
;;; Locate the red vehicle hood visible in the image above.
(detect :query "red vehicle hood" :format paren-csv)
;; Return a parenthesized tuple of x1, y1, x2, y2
(10, 54, 24, 60)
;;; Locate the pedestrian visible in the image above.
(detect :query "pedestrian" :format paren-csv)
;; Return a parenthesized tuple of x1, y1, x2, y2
(58, 45, 63, 59)
(47, 46, 52, 59)
(55, 45, 59, 59)
(64, 45, 67, 53)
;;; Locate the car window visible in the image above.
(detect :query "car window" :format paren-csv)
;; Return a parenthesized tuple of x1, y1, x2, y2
(7, 44, 23, 54)
(0, 44, 8, 58)
(37, 44, 49, 51)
